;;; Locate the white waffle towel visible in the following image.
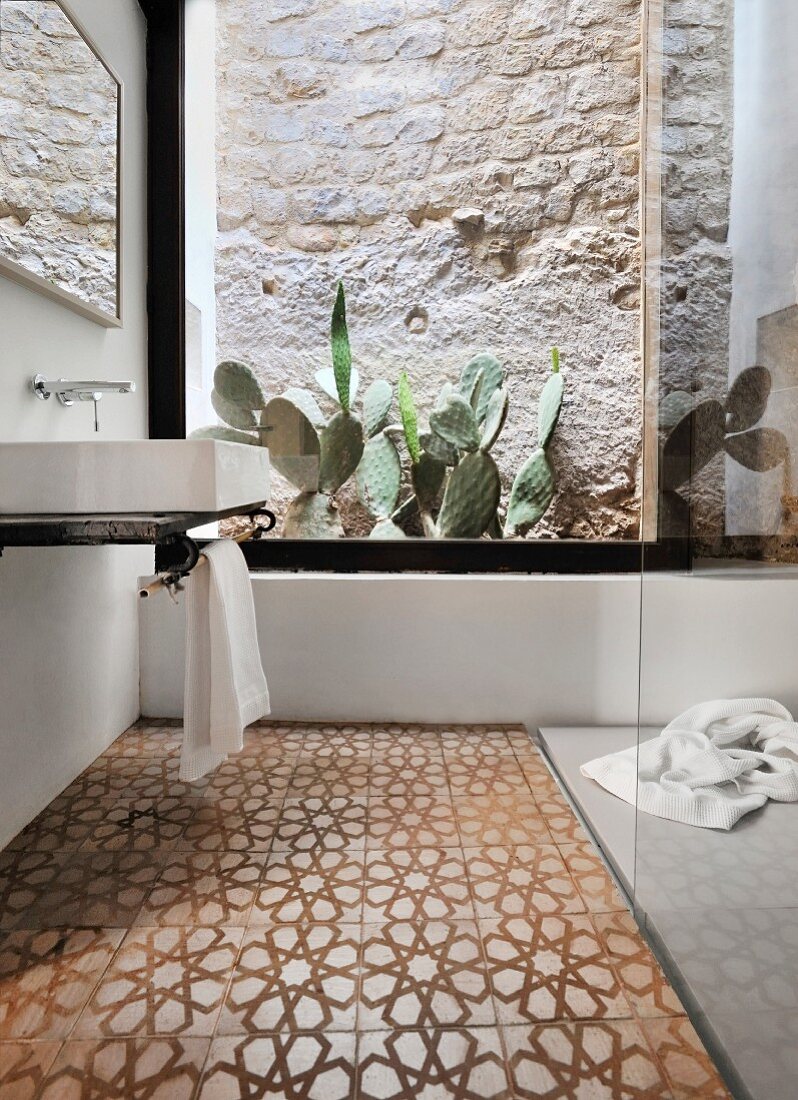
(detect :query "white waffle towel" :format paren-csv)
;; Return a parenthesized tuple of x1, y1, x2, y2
(581, 698, 798, 830)
(179, 540, 270, 781)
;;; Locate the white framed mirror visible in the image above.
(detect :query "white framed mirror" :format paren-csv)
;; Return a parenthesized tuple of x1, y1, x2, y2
(0, 0, 122, 326)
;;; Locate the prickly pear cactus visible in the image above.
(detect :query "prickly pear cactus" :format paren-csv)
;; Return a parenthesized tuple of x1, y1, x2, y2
(190, 425, 257, 445)
(214, 360, 266, 412)
(429, 394, 481, 452)
(319, 411, 365, 493)
(537, 348, 564, 449)
(437, 451, 501, 538)
(420, 430, 459, 466)
(398, 372, 421, 465)
(370, 517, 406, 539)
(480, 387, 509, 452)
(505, 449, 554, 536)
(363, 379, 393, 438)
(412, 452, 446, 511)
(459, 354, 503, 423)
(262, 396, 321, 492)
(189, 359, 266, 444)
(356, 432, 401, 518)
(283, 492, 344, 538)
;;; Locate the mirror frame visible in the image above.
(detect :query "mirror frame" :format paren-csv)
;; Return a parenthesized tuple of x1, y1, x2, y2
(0, 0, 123, 327)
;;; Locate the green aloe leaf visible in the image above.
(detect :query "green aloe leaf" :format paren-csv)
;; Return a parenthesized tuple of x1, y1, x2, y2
(506, 448, 554, 535)
(363, 379, 393, 437)
(331, 281, 352, 412)
(356, 432, 402, 517)
(429, 394, 481, 452)
(398, 372, 421, 465)
(318, 411, 365, 492)
(437, 451, 501, 538)
(214, 360, 266, 411)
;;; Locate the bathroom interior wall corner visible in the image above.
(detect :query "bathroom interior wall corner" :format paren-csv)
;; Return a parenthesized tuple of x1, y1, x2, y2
(0, 0, 152, 850)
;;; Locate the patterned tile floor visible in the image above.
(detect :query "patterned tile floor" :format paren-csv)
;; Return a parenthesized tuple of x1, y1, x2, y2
(0, 721, 731, 1099)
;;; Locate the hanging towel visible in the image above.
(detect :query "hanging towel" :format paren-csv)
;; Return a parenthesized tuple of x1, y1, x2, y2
(581, 698, 798, 830)
(180, 540, 270, 782)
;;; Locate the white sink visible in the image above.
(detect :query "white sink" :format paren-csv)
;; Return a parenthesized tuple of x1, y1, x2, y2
(0, 440, 270, 515)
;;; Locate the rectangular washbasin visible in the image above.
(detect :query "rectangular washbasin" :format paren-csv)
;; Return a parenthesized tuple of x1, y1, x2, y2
(0, 440, 270, 515)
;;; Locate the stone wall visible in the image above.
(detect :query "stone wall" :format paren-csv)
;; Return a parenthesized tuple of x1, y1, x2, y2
(0, 0, 118, 315)
(215, 0, 644, 537)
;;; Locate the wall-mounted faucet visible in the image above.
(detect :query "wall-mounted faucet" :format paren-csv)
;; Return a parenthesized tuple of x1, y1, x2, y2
(32, 374, 136, 432)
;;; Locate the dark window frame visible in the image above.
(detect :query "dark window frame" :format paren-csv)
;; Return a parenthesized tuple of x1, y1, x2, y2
(139, 0, 688, 575)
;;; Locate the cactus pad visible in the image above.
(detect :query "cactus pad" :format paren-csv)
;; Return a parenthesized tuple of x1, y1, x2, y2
(363, 379, 393, 437)
(537, 371, 564, 449)
(331, 281, 353, 411)
(319, 411, 365, 492)
(412, 452, 446, 510)
(262, 396, 321, 491)
(420, 430, 459, 466)
(356, 432, 401, 517)
(189, 425, 257, 445)
(429, 394, 481, 452)
(370, 517, 407, 539)
(506, 448, 554, 534)
(459, 353, 503, 422)
(283, 493, 344, 538)
(437, 451, 501, 538)
(480, 387, 509, 451)
(282, 387, 326, 429)
(211, 388, 260, 431)
(315, 366, 360, 408)
(214, 360, 266, 411)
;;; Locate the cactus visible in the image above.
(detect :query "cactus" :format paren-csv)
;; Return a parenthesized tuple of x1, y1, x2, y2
(437, 451, 501, 538)
(429, 394, 481, 452)
(197, 283, 570, 541)
(356, 432, 402, 518)
(363, 379, 393, 437)
(262, 396, 321, 491)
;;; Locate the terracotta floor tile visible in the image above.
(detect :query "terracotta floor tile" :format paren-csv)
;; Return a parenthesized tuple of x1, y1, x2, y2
(357, 1026, 510, 1100)
(454, 793, 552, 847)
(446, 757, 529, 798)
(371, 726, 446, 753)
(364, 847, 473, 922)
(0, 851, 163, 930)
(199, 1033, 356, 1099)
(0, 1041, 62, 1099)
(80, 799, 199, 853)
(506, 728, 538, 756)
(203, 758, 294, 801)
(272, 798, 368, 852)
(368, 759, 450, 798)
(463, 845, 585, 918)
(5, 795, 109, 853)
(480, 914, 632, 1024)
(534, 791, 588, 844)
(503, 1020, 669, 1099)
(594, 912, 684, 1019)
(74, 926, 244, 1038)
(217, 924, 359, 1034)
(39, 1037, 209, 1099)
(0, 929, 123, 1041)
(367, 796, 460, 849)
(301, 726, 373, 760)
(439, 727, 514, 752)
(560, 841, 627, 914)
(287, 761, 370, 799)
(520, 758, 561, 798)
(359, 920, 494, 1030)
(63, 757, 209, 801)
(370, 742, 444, 766)
(244, 725, 305, 756)
(177, 798, 282, 852)
(100, 722, 183, 759)
(135, 853, 265, 926)
(442, 737, 516, 762)
(252, 850, 364, 924)
(642, 1016, 732, 1099)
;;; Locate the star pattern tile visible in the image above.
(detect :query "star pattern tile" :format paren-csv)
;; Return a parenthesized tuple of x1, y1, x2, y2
(1, 720, 726, 1099)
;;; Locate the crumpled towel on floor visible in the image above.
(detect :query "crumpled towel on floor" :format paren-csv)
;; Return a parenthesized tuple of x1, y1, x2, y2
(581, 698, 798, 830)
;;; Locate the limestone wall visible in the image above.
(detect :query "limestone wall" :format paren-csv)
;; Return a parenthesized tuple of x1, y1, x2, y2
(215, 0, 644, 537)
(0, 1, 118, 315)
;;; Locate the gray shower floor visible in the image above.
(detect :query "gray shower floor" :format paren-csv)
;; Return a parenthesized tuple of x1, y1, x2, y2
(539, 725, 798, 1100)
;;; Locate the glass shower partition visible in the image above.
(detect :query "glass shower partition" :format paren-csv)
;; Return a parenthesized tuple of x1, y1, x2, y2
(636, 2, 798, 1097)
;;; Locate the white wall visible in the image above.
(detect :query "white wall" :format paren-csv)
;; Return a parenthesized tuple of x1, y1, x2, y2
(0, 0, 151, 849)
(184, 0, 217, 434)
(140, 570, 798, 730)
